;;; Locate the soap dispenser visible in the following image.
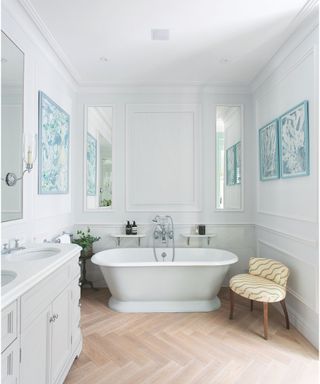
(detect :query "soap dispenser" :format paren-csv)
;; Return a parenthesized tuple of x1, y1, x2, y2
(125, 220, 132, 235)
(131, 221, 137, 235)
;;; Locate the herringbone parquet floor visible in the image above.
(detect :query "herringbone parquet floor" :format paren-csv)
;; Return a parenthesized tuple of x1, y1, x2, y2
(65, 288, 319, 384)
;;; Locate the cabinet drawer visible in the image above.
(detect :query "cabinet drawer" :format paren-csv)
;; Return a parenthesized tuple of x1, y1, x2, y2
(1, 301, 18, 353)
(1, 340, 19, 384)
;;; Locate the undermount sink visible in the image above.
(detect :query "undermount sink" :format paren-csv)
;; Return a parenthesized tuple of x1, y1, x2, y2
(1, 270, 17, 287)
(7, 247, 61, 262)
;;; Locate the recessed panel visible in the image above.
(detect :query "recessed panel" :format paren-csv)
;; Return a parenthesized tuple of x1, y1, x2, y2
(126, 104, 200, 211)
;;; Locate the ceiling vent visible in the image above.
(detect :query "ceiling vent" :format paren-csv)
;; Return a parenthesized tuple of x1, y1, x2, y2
(151, 29, 170, 41)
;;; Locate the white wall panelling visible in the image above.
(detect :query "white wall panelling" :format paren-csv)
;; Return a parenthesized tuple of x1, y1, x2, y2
(257, 236, 319, 348)
(74, 90, 255, 225)
(1, 0, 76, 243)
(255, 42, 318, 223)
(253, 14, 319, 349)
(126, 104, 201, 211)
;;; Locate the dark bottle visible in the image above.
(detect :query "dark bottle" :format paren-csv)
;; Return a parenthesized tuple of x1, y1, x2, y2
(125, 220, 132, 235)
(198, 225, 206, 235)
(131, 220, 137, 235)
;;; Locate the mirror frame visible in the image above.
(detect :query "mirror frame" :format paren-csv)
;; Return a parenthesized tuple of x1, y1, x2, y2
(214, 103, 244, 212)
(83, 104, 115, 212)
(1, 31, 25, 223)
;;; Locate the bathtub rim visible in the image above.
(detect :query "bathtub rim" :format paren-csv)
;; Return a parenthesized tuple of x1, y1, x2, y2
(92, 247, 239, 267)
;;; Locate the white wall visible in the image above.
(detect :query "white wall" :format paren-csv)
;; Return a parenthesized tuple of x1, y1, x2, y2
(1, 0, 77, 243)
(252, 12, 319, 348)
(75, 88, 255, 225)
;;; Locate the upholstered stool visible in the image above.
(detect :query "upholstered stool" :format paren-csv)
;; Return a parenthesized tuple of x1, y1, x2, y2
(229, 257, 290, 339)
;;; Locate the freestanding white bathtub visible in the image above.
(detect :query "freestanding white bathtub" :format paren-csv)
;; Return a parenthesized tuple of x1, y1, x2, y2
(92, 248, 238, 313)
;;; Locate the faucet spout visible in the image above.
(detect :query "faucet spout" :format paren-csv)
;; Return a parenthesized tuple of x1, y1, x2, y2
(152, 215, 175, 261)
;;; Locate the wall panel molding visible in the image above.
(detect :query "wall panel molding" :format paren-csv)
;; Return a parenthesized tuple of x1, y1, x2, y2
(256, 210, 317, 224)
(125, 104, 201, 212)
(257, 239, 316, 310)
(255, 43, 318, 223)
(255, 224, 317, 248)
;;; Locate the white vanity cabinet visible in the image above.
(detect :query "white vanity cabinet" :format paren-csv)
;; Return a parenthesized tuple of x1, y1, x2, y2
(1, 301, 19, 384)
(1, 340, 19, 384)
(20, 284, 77, 384)
(1, 252, 82, 384)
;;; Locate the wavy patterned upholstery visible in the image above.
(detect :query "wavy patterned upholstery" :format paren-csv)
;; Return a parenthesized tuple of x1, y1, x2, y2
(229, 257, 290, 339)
(229, 273, 286, 302)
(248, 258, 289, 287)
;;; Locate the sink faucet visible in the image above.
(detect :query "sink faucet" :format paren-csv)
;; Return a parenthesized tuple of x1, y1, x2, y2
(1, 239, 25, 255)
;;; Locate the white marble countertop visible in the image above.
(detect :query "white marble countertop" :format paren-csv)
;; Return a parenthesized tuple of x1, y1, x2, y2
(1, 243, 81, 309)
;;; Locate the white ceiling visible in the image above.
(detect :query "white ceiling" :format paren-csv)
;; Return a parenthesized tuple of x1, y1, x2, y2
(24, 0, 312, 86)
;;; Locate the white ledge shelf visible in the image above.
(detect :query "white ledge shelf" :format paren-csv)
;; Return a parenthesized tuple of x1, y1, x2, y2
(181, 234, 216, 246)
(110, 234, 146, 247)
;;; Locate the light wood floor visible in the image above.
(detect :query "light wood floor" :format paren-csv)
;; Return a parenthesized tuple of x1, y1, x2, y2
(65, 288, 319, 384)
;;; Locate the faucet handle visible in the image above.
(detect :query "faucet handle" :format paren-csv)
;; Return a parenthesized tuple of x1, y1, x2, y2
(2, 243, 8, 251)
(15, 239, 20, 248)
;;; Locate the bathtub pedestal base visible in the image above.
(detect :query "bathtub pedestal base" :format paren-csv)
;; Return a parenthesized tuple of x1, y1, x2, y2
(108, 296, 221, 313)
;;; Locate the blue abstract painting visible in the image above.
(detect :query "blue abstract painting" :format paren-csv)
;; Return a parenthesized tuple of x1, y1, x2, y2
(279, 101, 309, 178)
(38, 91, 69, 194)
(259, 120, 279, 181)
(235, 141, 241, 185)
(226, 145, 235, 186)
(87, 133, 97, 196)
(226, 142, 241, 186)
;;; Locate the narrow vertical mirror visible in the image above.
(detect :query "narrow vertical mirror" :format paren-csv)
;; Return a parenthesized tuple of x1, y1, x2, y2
(1, 32, 24, 222)
(215, 105, 242, 210)
(85, 106, 113, 210)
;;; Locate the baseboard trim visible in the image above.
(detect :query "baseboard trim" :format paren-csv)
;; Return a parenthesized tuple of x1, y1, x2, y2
(274, 301, 319, 351)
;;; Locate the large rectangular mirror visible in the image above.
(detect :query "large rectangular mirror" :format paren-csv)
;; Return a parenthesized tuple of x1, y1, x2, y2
(1, 32, 24, 222)
(215, 105, 243, 210)
(85, 106, 113, 210)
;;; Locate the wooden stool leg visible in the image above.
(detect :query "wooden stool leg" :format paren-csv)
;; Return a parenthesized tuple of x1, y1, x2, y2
(250, 300, 253, 312)
(263, 302, 268, 340)
(229, 288, 234, 320)
(280, 300, 290, 330)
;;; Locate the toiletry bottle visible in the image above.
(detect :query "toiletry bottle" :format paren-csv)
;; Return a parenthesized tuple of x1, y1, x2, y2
(126, 220, 132, 235)
(131, 221, 137, 235)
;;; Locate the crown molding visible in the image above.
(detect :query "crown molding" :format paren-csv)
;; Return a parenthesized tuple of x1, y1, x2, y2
(250, 0, 319, 92)
(18, 0, 82, 84)
(16, 0, 319, 95)
(16, 0, 251, 93)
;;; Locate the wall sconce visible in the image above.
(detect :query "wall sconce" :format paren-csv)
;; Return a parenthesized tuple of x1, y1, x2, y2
(2, 134, 38, 187)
